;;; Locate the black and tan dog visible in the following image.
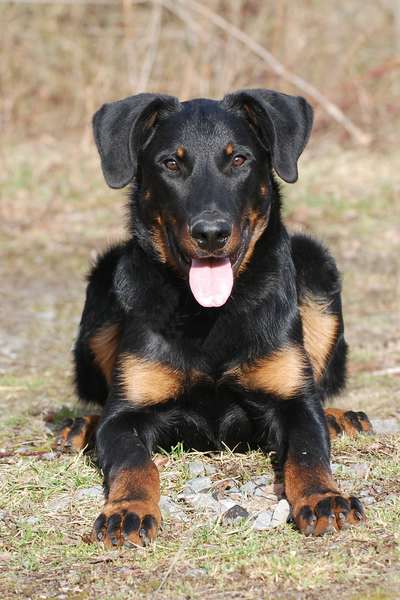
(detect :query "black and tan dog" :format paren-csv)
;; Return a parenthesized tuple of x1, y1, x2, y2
(58, 89, 372, 547)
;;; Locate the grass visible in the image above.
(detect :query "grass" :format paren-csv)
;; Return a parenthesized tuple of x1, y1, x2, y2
(0, 140, 399, 598)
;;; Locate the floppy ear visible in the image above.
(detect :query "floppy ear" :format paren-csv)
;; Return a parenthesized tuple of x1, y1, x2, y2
(93, 93, 181, 189)
(222, 89, 313, 183)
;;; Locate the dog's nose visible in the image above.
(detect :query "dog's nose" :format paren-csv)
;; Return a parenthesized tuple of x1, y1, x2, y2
(191, 219, 232, 252)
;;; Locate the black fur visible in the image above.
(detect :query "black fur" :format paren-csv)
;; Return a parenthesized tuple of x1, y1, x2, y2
(73, 89, 351, 530)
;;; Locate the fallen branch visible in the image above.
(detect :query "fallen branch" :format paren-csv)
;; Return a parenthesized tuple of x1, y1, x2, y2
(177, 0, 371, 146)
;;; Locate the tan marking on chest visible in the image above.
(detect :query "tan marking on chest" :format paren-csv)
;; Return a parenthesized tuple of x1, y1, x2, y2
(119, 354, 184, 407)
(89, 324, 120, 384)
(299, 296, 338, 381)
(228, 345, 307, 399)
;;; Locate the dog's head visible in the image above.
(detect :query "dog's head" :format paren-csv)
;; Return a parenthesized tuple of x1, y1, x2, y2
(93, 89, 313, 307)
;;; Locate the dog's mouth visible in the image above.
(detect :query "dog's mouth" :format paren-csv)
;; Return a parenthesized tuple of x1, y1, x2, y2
(166, 223, 250, 308)
(189, 257, 234, 308)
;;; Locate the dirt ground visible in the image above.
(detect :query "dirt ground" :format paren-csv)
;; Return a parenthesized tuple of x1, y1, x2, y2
(0, 138, 399, 599)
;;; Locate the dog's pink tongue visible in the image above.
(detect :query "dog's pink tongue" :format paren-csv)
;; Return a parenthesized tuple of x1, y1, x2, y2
(189, 258, 233, 307)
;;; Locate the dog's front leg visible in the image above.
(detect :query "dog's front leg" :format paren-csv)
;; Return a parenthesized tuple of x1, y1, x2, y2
(276, 394, 366, 535)
(90, 410, 161, 547)
(234, 347, 366, 535)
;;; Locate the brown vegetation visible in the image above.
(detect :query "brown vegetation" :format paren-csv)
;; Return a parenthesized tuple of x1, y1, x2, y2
(1, 0, 399, 145)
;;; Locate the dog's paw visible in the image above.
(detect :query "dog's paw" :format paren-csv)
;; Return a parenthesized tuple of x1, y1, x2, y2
(325, 408, 373, 438)
(292, 492, 366, 536)
(91, 499, 161, 548)
(54, 415, 99, 452)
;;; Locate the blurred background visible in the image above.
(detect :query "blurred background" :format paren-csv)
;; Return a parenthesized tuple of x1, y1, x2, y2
(1, 0, 400, 144)
(0, 3, 399, 596)
(0, 0, 399, 413)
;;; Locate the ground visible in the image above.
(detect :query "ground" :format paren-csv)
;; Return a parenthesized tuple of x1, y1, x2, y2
(0, 139, 399, 599)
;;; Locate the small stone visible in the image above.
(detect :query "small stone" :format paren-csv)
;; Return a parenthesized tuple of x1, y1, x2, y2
(371, 418, 400, 434)
(253, 510, 273, 530)
(183, 476, 213, 495)
(348, 463, 370, 478)
(41, 452, 57, 461)
(159, 496, 187, 521)
(75, 486, 103, 500)
(361, 495, 376, 505)
(188, 461, 206, 477)
(254, 475, 270, 486)
(331, 463, 340, 474)
(46, 495, 70, 512)
(240, 480, 257, 496)
(226, 485, 241, 494)
(25, 516, 39, 526)
(221, 505, 249, 524)
(270, 499, 290, 527)
(216, 498, 237, 514)
(190, 493, 219, 512)
(204, 464, 217, 475)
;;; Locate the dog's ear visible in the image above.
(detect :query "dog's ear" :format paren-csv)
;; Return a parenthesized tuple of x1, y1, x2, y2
(222, 89, 313, 183)
(93, 93, 181, 189)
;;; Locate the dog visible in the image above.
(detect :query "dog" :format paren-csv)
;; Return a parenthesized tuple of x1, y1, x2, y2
(57, 89, 373, 547)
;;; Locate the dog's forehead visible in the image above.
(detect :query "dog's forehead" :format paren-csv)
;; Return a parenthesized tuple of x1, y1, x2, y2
(157, 98, 252, 151)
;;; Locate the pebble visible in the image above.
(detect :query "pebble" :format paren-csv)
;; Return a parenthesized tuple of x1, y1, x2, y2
(361, 495, 376, 505)
(41, 452, 57, 461)
(253, 510, 273, 530)
(240, 475, 272, 497)
(75, 486, 103, 500)
(270, 499, 290, 527)
(46, 495, 70, 513)
(187, 461, 217, 477)
(240, 480, 257, 496)
(371, 418, 400, 434)
(190, 493, 219, 512)
(159, 496, 188, 521)
(188, 461, 206, 477)
(182, 476, 213, 496)
(221, 504, 249, 524)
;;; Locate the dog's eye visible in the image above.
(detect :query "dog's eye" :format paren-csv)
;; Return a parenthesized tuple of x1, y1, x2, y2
(164, 159, 179, 172)
(232, 155, 246, 168)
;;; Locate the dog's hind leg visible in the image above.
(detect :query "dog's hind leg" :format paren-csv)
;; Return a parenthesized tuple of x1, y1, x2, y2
(55, 415, 101, 452)
(325, 408, 373, 439)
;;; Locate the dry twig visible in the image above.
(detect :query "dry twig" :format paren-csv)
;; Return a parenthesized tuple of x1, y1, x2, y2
(177, 0, 372, 146)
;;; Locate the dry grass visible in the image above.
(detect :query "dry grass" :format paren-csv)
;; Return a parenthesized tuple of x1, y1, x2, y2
(1, 0, 400, 145)
(1, 3, 399, 595)
(0, 139, 399, 598)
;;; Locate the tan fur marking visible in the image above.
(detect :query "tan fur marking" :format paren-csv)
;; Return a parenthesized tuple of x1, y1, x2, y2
(230, 345, 307, 399)
(284, 458, 339, 508)
(176, 145, 185, 159)
(109, 462, 160, 504)
(225, 142, 234, 156)
(89, 324, 120, 384)
(299, 296, 338, 381)
(144, 190, 151, 200)
(151, 225, 168, 263)
(238, 209, 269, 274)
(260, 183, 268, 196)
(119, 354, 184, 407)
